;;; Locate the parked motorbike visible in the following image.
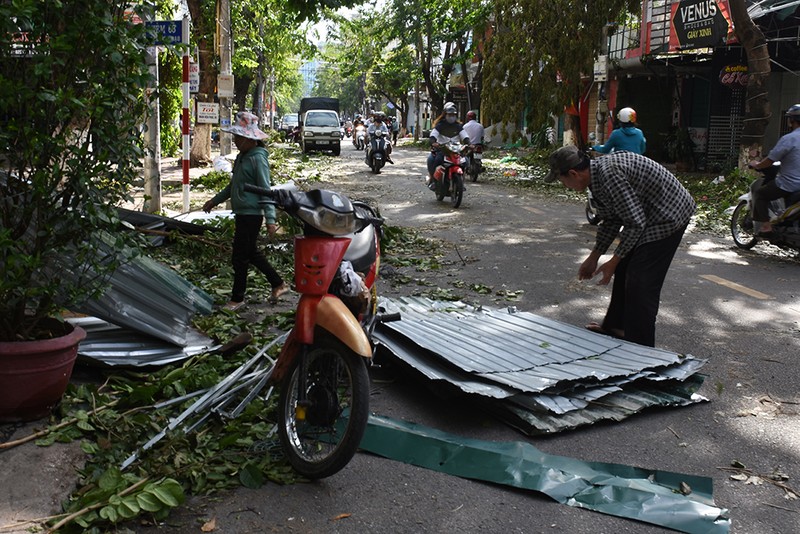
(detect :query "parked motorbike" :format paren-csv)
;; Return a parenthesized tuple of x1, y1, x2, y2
(365, 129, 390, 174)
(353, 124, 367, 150)
(729, 163, 800, 251)
(243, 184, 400, 479)
(431, 141, 465, 208)
(462, 143, 486, 182)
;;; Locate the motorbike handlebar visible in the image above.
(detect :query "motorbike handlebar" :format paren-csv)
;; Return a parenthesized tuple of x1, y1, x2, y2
(377, 312, 401, 323)
(243, 183, 275, 198)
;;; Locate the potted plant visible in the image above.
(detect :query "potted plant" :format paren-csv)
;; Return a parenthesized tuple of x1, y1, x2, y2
(665, 126, 696, 172)
(0, 2, 155, 421)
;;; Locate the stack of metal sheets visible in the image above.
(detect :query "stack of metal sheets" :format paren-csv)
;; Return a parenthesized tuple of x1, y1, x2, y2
(373, 297, 708, 435)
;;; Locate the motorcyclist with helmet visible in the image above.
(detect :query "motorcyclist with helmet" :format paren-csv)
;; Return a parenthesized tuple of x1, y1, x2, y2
(426, 102, 469, 190)
(462, 110, 485, 174)
(590, 107, 646, 155)
(366, 111, 393, 164)
(748, 104, 800, 236)
(462, 110, 484, 146)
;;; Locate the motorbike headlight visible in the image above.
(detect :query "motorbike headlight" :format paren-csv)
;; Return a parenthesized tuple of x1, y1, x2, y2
(296, 205, 358, 236)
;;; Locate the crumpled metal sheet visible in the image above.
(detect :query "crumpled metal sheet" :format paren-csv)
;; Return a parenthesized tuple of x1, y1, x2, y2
(373, 297, 708, 434)
(360, 414, 730, 534)
(69, 317, 213, 367)
(74, 252, 213, 347)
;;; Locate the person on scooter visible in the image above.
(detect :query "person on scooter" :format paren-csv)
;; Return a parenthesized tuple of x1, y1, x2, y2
(367, 112, 393, 164)
(426, 102, 470, 190)
(747, 104, 800, 237)
(462, 110, 484, 147)
(202, 111, 289, 311)
(545, 146, 695, 347)
(462, 110, 485, 172)
(590, 107, 646, 155)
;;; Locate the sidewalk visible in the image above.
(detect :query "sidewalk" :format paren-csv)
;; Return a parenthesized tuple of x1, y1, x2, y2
(126, 150, 229, 216)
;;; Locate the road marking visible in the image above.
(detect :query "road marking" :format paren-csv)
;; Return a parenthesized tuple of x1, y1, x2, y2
(700, 274, 772, 300)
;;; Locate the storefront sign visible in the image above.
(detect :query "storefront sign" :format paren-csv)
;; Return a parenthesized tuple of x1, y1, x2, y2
(670, 0, 731, 51)
(719, 64, 749, 88)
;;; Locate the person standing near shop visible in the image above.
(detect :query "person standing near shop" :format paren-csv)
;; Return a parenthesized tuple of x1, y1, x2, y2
(202, 111, 289, 311)
(545, 146, 695, 347)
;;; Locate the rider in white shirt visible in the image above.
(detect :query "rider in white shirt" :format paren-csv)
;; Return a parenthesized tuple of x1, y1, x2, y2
(462, 111, 484, 146)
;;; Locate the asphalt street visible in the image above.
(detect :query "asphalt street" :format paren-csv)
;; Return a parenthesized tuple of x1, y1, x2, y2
(2, 140, 799, 533)
(143, 141, 800, 533)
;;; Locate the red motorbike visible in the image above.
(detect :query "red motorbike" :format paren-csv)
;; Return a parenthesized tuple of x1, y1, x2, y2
(431, 141, 465, 208)
(243, 184, 398, 479)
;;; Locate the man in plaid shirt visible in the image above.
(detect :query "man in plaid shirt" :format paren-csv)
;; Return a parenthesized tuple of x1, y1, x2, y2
(546, 146, 695, 347)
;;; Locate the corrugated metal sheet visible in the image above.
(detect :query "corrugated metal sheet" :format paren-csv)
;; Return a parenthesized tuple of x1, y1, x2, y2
(70, 317, 213, 367)
(374, 297, 708, 435)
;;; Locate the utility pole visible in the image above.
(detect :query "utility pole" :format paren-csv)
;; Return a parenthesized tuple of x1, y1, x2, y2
(414, 23, 421, 142)
(219, 0, 232, 155)
(595, 25, 611, 145)
(143, 43, 161, 213)
(269, 70, 275, 130)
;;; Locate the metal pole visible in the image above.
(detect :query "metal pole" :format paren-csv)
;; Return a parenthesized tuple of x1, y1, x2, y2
(143, 46, 161, 213)
(181, 15, 190, 212)
(219, 0, 232, 156)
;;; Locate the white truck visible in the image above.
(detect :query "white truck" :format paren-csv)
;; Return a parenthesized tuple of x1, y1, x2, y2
(299, 97, 341, 156)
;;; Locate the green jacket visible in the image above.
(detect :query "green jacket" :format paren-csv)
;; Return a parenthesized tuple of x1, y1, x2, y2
(210, 146, 276, 223)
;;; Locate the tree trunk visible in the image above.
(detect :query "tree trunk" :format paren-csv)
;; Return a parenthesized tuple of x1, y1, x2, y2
(187, 0, 216, 167)
(729, 0, 771, 167)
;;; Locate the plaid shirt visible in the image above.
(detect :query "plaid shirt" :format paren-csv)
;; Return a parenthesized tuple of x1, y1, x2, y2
(590, 152, 695, 258)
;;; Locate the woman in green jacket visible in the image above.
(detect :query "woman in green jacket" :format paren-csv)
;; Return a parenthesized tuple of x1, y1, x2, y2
(202, 112, 288, 311)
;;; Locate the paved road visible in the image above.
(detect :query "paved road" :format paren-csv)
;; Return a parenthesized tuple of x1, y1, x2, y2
(137, 142, 800, 533)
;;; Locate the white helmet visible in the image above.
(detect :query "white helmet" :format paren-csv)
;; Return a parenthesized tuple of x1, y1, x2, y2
(443, 102, 457, 114)
(617, 107, 637, 124)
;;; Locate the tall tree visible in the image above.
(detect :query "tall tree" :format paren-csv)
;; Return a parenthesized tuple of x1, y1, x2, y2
(186, 0, 217, 166)
(728, 0, 771, 166)
(388, 0, 491, 117)
(185, 0, 358, 165)
(483, 0, 636, 143)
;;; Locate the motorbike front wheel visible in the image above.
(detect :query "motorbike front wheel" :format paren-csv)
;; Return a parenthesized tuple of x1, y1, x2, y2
(451, 174, 464, 208)
(731, 200, 758, 249)
(277, 335, 370, 479)
(585, 200, 601, 225)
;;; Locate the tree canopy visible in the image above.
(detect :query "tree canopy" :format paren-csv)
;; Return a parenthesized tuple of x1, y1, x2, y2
(483, 0, 637, 137)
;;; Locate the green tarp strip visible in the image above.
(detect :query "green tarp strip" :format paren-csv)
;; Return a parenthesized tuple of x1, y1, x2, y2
(361, 414, 730, 534)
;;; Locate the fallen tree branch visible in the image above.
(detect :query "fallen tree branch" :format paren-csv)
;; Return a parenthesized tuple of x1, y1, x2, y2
(0, 401, 118, 451)
(45, 477, 150, 533)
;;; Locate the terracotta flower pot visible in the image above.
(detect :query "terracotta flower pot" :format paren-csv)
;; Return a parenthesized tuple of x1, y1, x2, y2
(0, 322, 86, 423)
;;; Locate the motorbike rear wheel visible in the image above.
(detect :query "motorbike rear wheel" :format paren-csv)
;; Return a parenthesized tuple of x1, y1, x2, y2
(451, 174, 464, 208)
(731, 200, 758, 249)
(468, 160, 479, 182)
(277, 334, 370, 479)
